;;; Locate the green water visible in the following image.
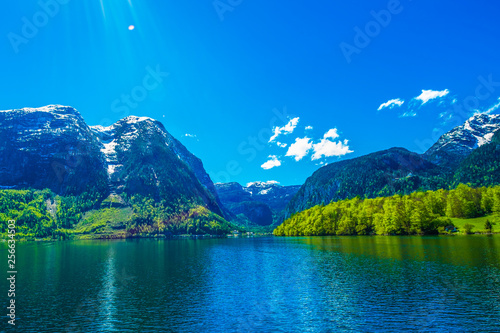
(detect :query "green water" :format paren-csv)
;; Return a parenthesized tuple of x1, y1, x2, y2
(1, 236, 500, 332)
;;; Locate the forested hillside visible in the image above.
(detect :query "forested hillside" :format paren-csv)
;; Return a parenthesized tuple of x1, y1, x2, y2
(274, 184, 499, 236)
(0, 189, 233, 239)
(284, 148, 449, 218)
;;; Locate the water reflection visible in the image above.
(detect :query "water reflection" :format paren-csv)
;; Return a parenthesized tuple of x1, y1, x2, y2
(1, 236, 499, 332)
(99, 248, 117, 331)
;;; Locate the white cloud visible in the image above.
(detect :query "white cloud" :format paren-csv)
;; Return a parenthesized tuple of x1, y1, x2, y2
(399, 110, 417, 118)
(483, 97, 500, 114)
(285, 137, 312, 161)
(414, 89, 450, 105)
(305, 125, 313, 130)
(312, 138, 352, 160)
(282, 129, 352, 162)
(378, 98, 405, 111)
(261, 155, 281, 170)
(184, 133, 197, 138)
(269, 117, 300, 142)
(276, 142, 288, 148)
(323, 128, 339, 139)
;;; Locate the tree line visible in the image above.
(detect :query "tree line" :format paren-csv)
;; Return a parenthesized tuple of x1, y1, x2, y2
(274, 184, 500, 236)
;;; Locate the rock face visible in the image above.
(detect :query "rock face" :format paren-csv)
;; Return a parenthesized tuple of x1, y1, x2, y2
(0, 105, 224, 216)
(0, 105, 108, 195)
(424, 113, 500, 167)
(244, 182, 302, 215)
(215, 181, 300, 226)
(90, 116, 223, 215)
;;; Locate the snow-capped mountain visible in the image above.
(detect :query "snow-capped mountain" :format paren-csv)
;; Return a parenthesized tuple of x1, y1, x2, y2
(215, 181, 300, 226)
(0, 105, 107, 194)
(0, 105, 223, 216)
(243, 181, 301, 211)
(424, 113, 500, 166)
(90, 115, 220, 202)
(283, 113, 500, 218)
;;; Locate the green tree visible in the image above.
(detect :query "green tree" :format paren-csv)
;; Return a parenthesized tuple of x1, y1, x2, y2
(484, 220, 495, 233)
(463, 223, 475, 235)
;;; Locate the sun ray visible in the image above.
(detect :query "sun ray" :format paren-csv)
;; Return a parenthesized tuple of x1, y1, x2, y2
(99, 0, 106, 19)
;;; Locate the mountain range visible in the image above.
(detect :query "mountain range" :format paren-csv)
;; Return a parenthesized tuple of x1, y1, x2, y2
(0, 105, 223, 214)
(284, 113, 500, 219)
(215, 181, 300, 228)
(1, 105, 500, 237)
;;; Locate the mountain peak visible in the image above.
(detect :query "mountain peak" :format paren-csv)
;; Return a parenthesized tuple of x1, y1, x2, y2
(0, 104, 225, 217)
(425, 112, 500, 166)
(1, 104, 81, 116)
(246, 181, 280, 188)
(215, 181, 301, 227)
(122, 115, 157, 123)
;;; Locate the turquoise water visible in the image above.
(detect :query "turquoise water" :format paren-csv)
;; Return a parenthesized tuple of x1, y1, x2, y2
(1, 236, 500, 332)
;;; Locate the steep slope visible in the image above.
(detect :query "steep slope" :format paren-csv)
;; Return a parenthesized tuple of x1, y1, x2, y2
(453, 130, 500, 186)
(424, 113, 500, 167)
(90, 116, 224, 216)
(285, 148, 447, 218)
(244, 182, 302, 214)
(0, 105, 225, 220)
(0, 105, 108, 196)
(215, 181, 300, 227)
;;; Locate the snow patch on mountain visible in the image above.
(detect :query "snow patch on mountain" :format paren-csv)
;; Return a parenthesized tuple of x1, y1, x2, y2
(425, 113, 500, 164)
(246, 181, 279, 187)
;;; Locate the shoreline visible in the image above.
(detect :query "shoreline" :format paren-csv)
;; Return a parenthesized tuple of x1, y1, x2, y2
(1, 232, 498, 242)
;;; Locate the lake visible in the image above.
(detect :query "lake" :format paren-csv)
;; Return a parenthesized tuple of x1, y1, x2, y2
(2, 236, 500, 332)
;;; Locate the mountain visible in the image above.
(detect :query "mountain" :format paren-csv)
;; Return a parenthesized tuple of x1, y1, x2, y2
(284, 148, 447, 218)
(90, 116, 223, 216)
(244, 182, 302, 214)
(284, 113, 500, 218)
(0, 105, 230, 237)
(0, 105, 108, 195)
(215, 181, 300, 227)
(453, 130, 500, 186)
(424, 113, 500, 167)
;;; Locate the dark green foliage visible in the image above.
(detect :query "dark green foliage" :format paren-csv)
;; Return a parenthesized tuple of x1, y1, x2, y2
(275, 184, 500, 236)
(463, 223, 475, 235)
(484, 220, 495, 233)
(453, 131, 500, 187)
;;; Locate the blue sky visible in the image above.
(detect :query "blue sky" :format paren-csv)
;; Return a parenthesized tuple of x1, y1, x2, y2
(1, 0, 500, 186)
